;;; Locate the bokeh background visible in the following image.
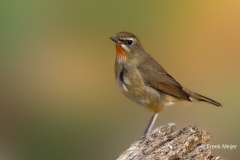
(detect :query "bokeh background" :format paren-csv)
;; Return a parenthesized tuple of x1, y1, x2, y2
(1, 1, 240, 159)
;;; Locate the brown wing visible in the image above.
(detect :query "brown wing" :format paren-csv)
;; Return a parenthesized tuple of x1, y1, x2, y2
(137, 57, 191, 101)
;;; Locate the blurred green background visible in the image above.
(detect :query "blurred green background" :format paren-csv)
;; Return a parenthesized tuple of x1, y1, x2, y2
(0, 1, 239, 159)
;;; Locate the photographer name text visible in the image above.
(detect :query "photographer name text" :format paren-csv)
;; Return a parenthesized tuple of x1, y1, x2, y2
(203, 144, 237, 150)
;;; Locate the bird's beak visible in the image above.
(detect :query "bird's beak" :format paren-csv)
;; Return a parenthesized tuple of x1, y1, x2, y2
(110, 37, 120, 43)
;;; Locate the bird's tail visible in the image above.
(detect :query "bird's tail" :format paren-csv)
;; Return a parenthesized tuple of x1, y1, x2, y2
(183, 88, 222, 107)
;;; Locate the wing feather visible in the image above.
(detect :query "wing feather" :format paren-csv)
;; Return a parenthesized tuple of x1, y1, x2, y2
(137, 57, 191, 101)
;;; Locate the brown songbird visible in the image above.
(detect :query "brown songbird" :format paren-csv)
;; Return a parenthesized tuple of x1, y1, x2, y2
(110, 32, 221, 139)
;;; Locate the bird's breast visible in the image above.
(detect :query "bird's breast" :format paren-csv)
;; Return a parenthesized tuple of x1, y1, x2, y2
(116, 67, 164, 112)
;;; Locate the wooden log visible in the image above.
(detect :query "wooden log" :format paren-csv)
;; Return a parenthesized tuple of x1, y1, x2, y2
(117, 123, 223, 160)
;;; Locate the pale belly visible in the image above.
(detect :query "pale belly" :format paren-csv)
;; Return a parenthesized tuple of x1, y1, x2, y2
(117, 77, 165, 113)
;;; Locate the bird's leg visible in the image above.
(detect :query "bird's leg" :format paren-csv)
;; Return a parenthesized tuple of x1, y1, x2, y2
(141, 113, 158, 140)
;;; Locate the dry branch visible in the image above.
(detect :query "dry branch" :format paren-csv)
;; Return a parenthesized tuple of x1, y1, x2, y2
(117, 123, 223, 160)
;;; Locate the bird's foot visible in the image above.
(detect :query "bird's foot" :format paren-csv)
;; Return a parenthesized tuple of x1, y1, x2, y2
(140, 133, 149, 143)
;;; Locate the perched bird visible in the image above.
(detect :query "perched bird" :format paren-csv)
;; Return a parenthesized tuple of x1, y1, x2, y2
(110, 32, 221, 139)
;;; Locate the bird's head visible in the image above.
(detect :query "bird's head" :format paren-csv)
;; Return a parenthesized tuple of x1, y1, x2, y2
(110, 32, 143, 62)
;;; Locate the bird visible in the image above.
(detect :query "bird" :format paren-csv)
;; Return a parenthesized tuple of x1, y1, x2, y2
(110, 32, 221, 140)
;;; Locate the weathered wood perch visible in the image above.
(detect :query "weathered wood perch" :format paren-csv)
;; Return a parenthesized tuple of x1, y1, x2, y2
(117, 123, 223, 160)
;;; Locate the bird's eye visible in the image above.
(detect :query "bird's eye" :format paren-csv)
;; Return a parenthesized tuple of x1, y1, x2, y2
(127, 40, 132, 45)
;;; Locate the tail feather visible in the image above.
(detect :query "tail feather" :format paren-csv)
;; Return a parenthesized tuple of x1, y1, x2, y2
(183, 87, 222, 107)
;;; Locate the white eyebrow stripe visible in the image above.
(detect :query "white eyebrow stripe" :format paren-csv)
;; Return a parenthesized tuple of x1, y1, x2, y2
(119, 37, 136, 41)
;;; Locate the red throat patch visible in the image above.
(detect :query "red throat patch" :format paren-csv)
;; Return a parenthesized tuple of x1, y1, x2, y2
(115, 43, 126, 58)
